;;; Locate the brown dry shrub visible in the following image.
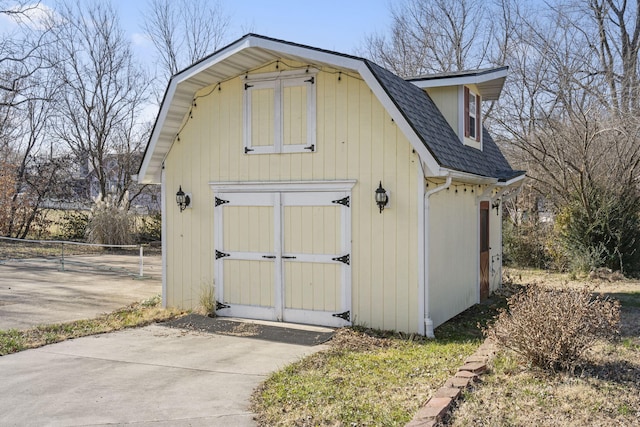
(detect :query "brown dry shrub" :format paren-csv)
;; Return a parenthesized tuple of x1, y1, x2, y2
(329, 328, 394, 352)
(86, 193, 134, 245)
(485, 285, 620, 372)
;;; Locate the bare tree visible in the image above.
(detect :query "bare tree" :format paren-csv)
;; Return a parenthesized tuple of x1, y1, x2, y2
(361, 0, 502, 77)
(143, 0, 229, 79)
(493, 0, 640, 200)
(0, 1, 57, 108)
(491, 0, 640, 271)
(0, 2, 70, 237)
(585, 0, 640, 116)
(4, 72, 65, 238)
(49, 1, 149, 205)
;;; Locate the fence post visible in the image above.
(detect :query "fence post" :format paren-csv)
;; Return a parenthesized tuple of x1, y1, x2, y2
(139, 245, 144, 277)
(60, 242, 65, 271)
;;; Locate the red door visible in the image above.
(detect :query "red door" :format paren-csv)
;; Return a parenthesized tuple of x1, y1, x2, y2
(479, 201, 490, 301)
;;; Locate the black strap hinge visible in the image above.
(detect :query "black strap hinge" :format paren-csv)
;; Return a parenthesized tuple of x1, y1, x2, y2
(216, 301, 230, 310)
(215, 197, 229, 207)
(332, 311, 350, 321)
(305, 76, 315, 84)
(244, 147, 254, 153)
(244, 83, 253, 90)
(215, 250, 230, 259)
(332, 254, 350, 265)
(304, 144, 315, 151)
(332, 196, 349, 207)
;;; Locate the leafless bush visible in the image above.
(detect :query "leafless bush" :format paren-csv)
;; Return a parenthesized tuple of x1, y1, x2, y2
(485, 285, 620, 372)
(86, 193, 134, 245)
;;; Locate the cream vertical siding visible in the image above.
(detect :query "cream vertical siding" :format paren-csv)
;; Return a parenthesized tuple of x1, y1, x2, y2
(428, 186, 479, 327)
(164, 62, 420, 333)
(425, 86, 459, 133)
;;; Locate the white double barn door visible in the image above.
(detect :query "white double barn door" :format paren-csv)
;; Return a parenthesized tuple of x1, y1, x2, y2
(213, 188, 351, 327)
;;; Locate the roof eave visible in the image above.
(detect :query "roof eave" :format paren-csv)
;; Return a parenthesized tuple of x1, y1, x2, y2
(439, 168, 499, 184)
(497, 172, 527, 186)
(409, 67, 509, 100)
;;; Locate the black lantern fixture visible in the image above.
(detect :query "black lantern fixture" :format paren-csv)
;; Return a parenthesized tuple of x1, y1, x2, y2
(492, 199, 501, 216)
(176, 186, 191, 212)
(375, 181, 389, 213)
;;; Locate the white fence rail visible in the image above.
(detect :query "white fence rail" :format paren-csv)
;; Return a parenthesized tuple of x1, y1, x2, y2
(0, 236, 146, 277)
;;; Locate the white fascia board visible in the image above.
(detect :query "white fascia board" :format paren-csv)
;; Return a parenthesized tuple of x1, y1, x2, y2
(173, 38, 253, 83)
(138, 78, 180, 183)
(139, 83, 216, 183)
(247, 37, 361, 72)
(139, 38, 255, 184)
(441, 168, 499, 184)
(411, 68, 509, 89)
(496, 173, 526, 187)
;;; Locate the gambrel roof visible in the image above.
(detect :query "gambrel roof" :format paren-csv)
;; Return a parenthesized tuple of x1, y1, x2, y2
(138, 34, 524, 184)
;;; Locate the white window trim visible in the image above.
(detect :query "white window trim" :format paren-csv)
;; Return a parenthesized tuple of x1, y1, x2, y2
(468, 92, 478, 140)
(243, 69, 317, 154)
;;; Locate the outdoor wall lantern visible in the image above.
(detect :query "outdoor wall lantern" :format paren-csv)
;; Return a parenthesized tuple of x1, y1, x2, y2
(492, 199, 501, 216)
(176, 186, 191, 212)
(375, 181, 389, 213)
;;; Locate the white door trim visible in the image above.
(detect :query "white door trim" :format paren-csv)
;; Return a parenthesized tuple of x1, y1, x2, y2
(212, 182, 355, 327)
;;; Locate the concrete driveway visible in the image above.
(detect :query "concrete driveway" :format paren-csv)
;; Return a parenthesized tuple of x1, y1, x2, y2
(0, 253, 330, 426)
(0, 323, 328, 426)
(0, 254, 162, 330)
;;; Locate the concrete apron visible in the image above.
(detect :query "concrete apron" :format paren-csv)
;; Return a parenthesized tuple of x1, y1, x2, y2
(0, 324, 327, 426)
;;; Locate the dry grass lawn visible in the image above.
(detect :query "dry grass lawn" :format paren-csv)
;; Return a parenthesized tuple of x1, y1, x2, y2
(0, 295, 186, 355)
(449, 268, 640, 427)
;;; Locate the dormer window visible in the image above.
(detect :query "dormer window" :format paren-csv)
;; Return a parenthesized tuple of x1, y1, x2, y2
(464, 86, 481, 142)
(468, 92, 477, 139)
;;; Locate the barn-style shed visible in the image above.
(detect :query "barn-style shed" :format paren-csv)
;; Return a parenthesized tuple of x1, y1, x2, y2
(137, 34, 524, 336)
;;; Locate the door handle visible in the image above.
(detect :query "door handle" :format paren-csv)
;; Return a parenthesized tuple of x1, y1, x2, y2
(262, 255, 276, 259)
(282, 255, 297, 259)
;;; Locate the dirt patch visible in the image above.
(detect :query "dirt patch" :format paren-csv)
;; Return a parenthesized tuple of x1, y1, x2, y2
(503, 267, 640, 293)
(164, 314, 334, 346)
(327, 328, 395, 352)
(620, 307, 640, 343)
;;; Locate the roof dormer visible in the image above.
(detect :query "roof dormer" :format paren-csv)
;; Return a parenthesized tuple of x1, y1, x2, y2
(407, 66, 508, 151)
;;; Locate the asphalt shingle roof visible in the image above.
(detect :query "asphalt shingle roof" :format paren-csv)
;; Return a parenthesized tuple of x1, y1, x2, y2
(365, 60, 522, 180)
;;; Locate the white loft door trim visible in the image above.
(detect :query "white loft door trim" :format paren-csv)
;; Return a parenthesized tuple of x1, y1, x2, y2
(210, 180, 356, 193)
